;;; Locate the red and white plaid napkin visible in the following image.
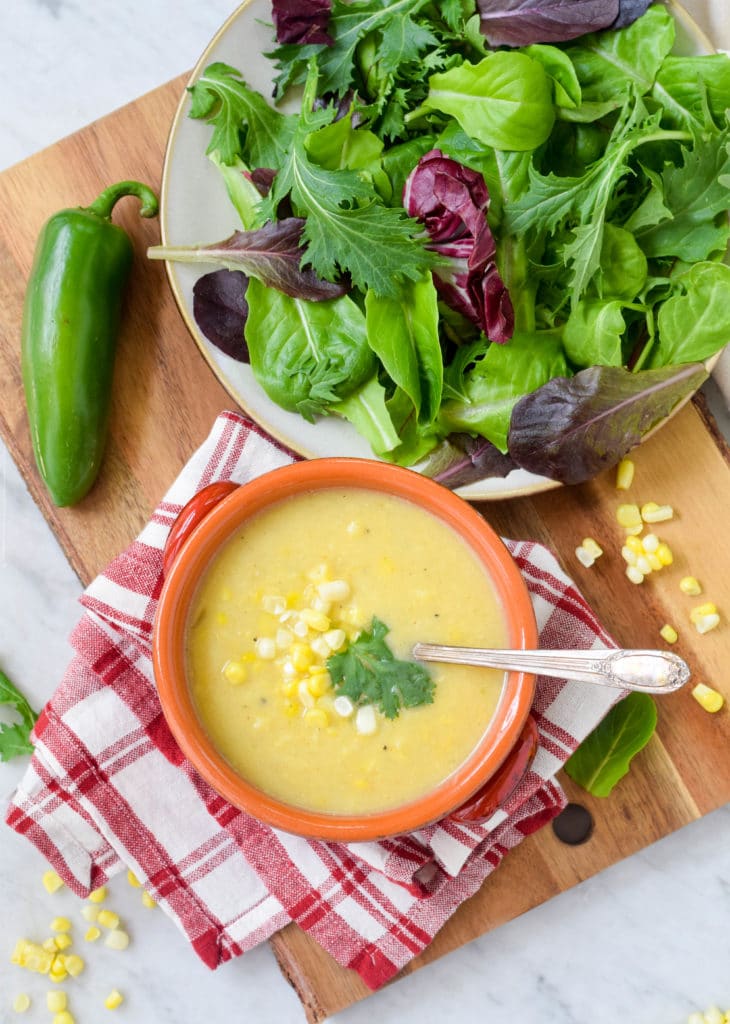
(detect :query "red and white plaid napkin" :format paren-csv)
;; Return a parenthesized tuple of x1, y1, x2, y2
(6, 412, 619, 990)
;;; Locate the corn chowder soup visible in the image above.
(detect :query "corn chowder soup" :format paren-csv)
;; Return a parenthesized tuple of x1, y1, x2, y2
(186, 487, 509, 815)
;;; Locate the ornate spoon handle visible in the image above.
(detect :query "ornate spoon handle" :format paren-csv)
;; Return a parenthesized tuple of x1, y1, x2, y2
(411, 644, 690, 694)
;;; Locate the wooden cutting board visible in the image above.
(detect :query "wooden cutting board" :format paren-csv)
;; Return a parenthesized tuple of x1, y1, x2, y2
(1, 76, 729, 1023)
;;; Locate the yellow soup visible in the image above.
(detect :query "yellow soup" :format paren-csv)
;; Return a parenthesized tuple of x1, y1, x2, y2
(186, 487, 508, 815)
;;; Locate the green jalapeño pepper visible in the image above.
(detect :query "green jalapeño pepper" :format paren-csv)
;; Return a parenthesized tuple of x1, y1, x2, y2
(21, 180, 158, 507)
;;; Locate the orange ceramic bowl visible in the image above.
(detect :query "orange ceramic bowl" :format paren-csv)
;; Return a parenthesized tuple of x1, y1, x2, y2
(153, 458, 538, 841)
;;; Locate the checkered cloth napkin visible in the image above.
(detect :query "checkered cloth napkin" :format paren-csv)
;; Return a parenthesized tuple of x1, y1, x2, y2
(5, 411, 619, 990)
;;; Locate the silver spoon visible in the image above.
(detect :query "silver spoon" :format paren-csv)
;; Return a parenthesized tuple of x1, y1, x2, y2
(412, 643, 690, 694)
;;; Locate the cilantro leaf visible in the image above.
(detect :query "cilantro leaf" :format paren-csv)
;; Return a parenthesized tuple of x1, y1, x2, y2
(326, 617, 435, 719)
(0, 669, 38, 762)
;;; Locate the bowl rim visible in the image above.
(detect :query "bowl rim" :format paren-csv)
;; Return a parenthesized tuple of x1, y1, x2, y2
(153, 458, 538, 840)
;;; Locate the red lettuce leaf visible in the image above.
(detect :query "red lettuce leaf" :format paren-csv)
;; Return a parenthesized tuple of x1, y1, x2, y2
(425, 433, 516, 489)
(271, 0, 333, 45)
(193, 270, 250, 362)
(508, 362, 708, 484)
(403, 150, 514, 343)
(151, 218, 348, 302)
(477, 0, 618, 48)
(613, 0, 652, 29)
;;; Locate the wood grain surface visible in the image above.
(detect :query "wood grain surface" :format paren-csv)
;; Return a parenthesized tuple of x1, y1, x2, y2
(1, 78, 729, 1023)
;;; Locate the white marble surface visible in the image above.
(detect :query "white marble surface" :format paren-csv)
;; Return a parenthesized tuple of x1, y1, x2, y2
(0, 2, 729, 1022)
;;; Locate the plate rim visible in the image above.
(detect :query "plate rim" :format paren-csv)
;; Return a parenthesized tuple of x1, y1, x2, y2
(160, 0, 720, 503)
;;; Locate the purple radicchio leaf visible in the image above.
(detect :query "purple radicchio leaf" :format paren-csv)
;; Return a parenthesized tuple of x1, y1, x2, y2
(403, 149, 514, 344)
(272, 0, 333, 45)
(193, 269, 250, 362)
(422, 433, 516, 489)
(612, 0, 652, 29)
(507, 362, 708, 485)
(149, 218, 348, 302)
(477, 0, 618, 48)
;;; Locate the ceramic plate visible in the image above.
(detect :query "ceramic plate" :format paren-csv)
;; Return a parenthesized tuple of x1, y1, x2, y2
(160, 0, 716, 500)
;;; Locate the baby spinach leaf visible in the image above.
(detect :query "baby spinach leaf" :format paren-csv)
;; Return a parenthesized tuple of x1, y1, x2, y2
(652, 263, 730, 367)
(564, 5, 675, 105)
(439, 330, 568, 452)
(326, 617, 435, 719)
(365, 275, 443, 426)
(563, 300, 625, 368)
(508, 362, 708, 483)
(477, 0, 616, 49)
(333, 376, 401, 456)
(244, 278, 375, 420)
(423, 51, 555, 152)
(523, 44, 582, 109)
(597, 224, 648, 299)
(653, 54, 730, 132)
(0, 670, 38, 762)
(564, 692, 657, 797)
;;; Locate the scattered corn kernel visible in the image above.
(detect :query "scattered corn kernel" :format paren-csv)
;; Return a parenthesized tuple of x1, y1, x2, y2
(104, 930, 130, 951)
(52, 1012, 75, 1024)
(641, 533, 659, 553)
(126, 870, 141, 889)
(255, 637, 276, 660)
(323, 628, 346, 652)
(84, 927, 101, 943)
(645, 552, 663, 572)
(659, 624, 678, 644)
(621, 545, 638, 566)
(48, 957, 68, 983)
(140, 890, 157, 909)
(641, 501, 674, 523)
(297, 680, 315, 709)
(306, 671, 330, 697)
(299, 608, 330, 632)
(310, 635, 331, 659)
(333, 696, 354, 718)
(104, 990, 124, 1010)
(616, 503, 642, 529)
(42, 871, 65, 894)
(223, 659, 247, 684)
(88, 887, 107, 904)
(680, 576, 702, 596)
(626, 565, 644, 585)
(694, 613, 721, 635)
(702, 1007, 726, 1024)
(47, 991, 67, 1013)
(624, 535, 643, 554)
(63, 955, 84, 977)
(690, 602, 719, 622)
(80, 905, 99, 923)
(615, 458, 635, 490)
(11, 939, 54, 974)
(43, 937, 59, 952)
(636, 555, 652, 575)
(691, 683, 724, 713)
(316, 580, 351, 603)
(97, 910, 120, 930)
(290, 643, 313, 672)
(12, 993, 31, 1013)
(310, 595, 332, 614)
(50, 917, 72, 933)
(575, 545, 597, 568)
(53, 934, 72, 951)
(581, 537, 603, 559)
(355, 705, 377, 735)
(655, 542, 673, 566)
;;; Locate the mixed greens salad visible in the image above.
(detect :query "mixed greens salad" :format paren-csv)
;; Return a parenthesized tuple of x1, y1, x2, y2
(152, 0, 730, 488)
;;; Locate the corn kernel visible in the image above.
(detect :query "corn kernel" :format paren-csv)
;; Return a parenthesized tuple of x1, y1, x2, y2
(255, 637, 276, 660)
(104, 990, 124, 1010)
(304, 708, 329, 728)
(310, 635, 331, 659)
(581, 537, 603, 559)
(53, 934, 72, 951)
(223, 659, 247, 684)
(50, 916, 72, 933)
(615, 457, 635, 490)
(262, 595, 286, 615)
(626, 565, 644, 585)
(659, 624, 678, 644)
(126, 870, 141, 889)
(275, 628, 293, 650)
(52, 1013, 75, 1024)
(616, 503, 642, 529)
(300, 608, 330, 632)
(11, 939, 54, 974)
(624, 535, 643, 554)
(646, 553, 663, 572)
(84, 927, 101, 942)
(324, 628, 346, 652)
(307, 672, 330, 697)
(333, 695, 354, 718)
(63, 955, 84, 977)
(694, 613, 721, 635)
(88, 887, 107, 904)
(292, 618, 309, 638)
(297, 680, 315, 709)
(42, 871, 64, 894)
(97, 910, 120, 930)
(680, 576, 702, 596)
(575, 545, 596, 568)
(355, 705, 377, 735)
(690, 602, 718, 622)
(47, 991, 67, 1013)
(691, 683, 724, 713)
(687, 1015, 705, 1024)
(641, 533, 659, 553)
(43, 937, 59, 952)
(104, 930, 129, 951)
(655, 543, 673, 566)
(310, 595, 332, 614)
(621, 545, 638, 566)
(80, 905, 99, 923)
(317, 579, 351, 603)
(641, 501, 674, 523)
(704, 1007, 726, 1024)
(282, 678, 299, 698)
(141, 890, 157, 909)
(12, 993, 31, 1013)
(290, 643, 313, 671)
